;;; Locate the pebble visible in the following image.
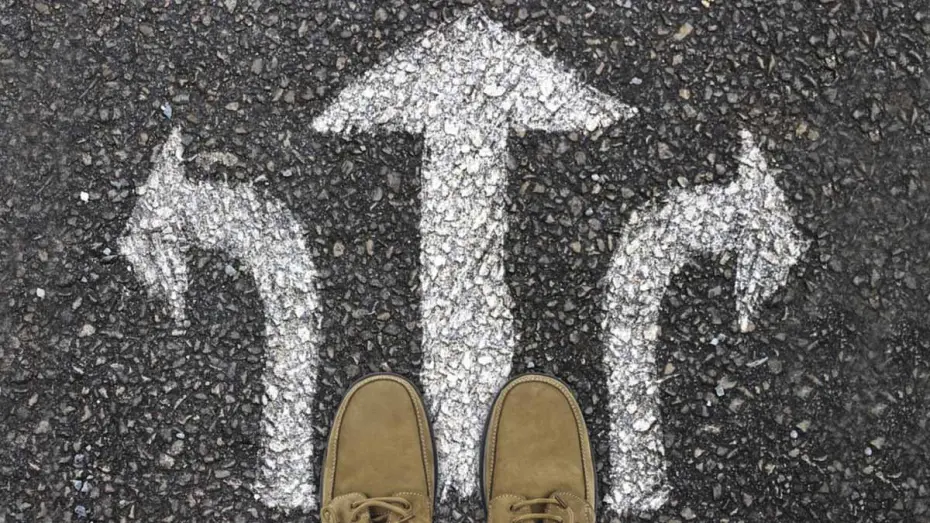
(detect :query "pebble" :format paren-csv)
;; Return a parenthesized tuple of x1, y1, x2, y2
(78, 324, 96, 337)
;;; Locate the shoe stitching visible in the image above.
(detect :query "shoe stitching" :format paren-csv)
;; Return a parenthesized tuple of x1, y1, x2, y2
(325, 375, 434, 503)
(329, 492, 364, 504)
(486, 375, 594, 503)
(326, 375, 388, 501)
(398, 380, 434, 499)
(325, 376, 377, 502)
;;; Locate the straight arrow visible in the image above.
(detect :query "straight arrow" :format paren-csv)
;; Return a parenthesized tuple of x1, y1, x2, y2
(313, 7, 636, 500)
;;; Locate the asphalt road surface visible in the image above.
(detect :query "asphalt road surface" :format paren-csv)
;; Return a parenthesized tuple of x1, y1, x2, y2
(2, 1, 930, 522)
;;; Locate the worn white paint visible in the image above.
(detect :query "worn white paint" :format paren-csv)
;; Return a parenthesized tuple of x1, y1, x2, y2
(118, 129, 321, 510)
(602, 130, 808, 514)
(313, 7, 635, 500)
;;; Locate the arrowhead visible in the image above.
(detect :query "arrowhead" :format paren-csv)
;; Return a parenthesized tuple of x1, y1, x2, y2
(118, 128, 191, 322)
(313, 7, 635, 135)
(732, 130, 808, 331)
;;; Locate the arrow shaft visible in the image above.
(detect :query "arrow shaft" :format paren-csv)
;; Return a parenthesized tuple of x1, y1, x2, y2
(603, 191, 737, 514)
(419, 133, 516, 498)
(180, 182, 320, 510)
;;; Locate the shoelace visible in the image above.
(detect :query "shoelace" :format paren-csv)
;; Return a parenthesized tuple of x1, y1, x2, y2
(350, 497, 414, 523)
(509, 497, 567, 523)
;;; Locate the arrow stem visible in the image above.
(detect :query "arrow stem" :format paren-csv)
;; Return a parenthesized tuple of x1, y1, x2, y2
(420, 132, 516, 499)
(603, 199, 736, 514)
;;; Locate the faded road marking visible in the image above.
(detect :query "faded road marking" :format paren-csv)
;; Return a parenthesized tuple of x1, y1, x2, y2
(313, 7, 635, 501)
(602, 130, 808, 514)
(119, 129, 321, 510)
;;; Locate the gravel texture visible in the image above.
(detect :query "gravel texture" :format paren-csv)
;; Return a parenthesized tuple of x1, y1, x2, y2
(2, 1, 929, 522)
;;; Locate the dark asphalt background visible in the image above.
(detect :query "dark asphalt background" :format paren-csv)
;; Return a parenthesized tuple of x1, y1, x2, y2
(2, 1, 930, 521)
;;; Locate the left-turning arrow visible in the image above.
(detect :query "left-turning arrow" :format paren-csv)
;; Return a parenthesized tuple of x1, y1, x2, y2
(118, 128, 321, 511)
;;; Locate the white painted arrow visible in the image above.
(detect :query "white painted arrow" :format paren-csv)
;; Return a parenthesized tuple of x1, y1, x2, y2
(602, 130, 808, 514)
(313, 7, 636, 500)
(118, 129, 321, 510)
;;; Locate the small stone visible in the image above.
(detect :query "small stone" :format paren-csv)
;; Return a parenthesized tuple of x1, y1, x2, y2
(483, 84, 506, 97)
(585, 116, 600, 132)
(34, 419, 50, 434)
(767, 358, 784, 375)
(78, 324, 96, 338)
(673, 22, 694, 41)
(36, 287, 45, 298)
(167, 439, 184, 456)
(632, 417, 655, 432)
(657, 142, 673, 160)
(158, 453, 175, 468)
(715, 375, 737, 396)
(80, 191, 89, 202)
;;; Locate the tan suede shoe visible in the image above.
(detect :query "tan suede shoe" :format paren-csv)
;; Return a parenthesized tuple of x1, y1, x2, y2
(482, 374, 597, 523)
(321, 374, 435, 523)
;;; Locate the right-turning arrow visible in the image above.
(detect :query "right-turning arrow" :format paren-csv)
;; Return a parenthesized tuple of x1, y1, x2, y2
(313, 7, 636, 500)
(602, 130, 809, 514)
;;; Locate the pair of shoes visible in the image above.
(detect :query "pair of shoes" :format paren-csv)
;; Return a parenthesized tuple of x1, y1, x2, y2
(320, 374, 596, 523)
